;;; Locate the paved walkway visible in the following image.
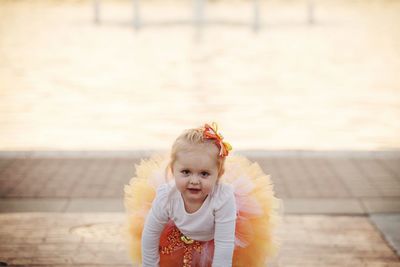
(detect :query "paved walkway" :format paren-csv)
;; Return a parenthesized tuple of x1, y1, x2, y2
(1, 150, 399, 214)
(0, 150, 399, 266)
(0, 213, 399, 267)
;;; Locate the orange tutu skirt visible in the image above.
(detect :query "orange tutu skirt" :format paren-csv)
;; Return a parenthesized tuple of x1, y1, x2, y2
(159, 220, 214, 267)
(124, 154, 282, 267)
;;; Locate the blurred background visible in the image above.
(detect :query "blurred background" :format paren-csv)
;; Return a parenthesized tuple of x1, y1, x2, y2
(0, 0, 399, 152)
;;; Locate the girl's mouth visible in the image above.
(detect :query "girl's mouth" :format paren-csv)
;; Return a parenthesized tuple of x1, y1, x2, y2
(188, 188, 201, 194)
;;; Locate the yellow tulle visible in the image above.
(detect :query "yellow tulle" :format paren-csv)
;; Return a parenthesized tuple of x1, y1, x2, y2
(124, 154, 282, 266)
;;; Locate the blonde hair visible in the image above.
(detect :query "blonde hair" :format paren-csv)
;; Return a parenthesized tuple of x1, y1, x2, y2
(167, 126, 226, 179)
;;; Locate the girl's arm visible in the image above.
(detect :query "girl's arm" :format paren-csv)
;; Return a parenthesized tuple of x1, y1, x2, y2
(141, 184, 170, 267)
(213, 185, 237, 267)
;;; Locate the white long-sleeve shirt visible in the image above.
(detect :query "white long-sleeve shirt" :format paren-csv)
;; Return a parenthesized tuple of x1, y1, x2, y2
(141, 182, 237, 267)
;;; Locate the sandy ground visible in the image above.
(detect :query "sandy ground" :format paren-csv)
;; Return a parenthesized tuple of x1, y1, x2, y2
(0, 0, 399, 151)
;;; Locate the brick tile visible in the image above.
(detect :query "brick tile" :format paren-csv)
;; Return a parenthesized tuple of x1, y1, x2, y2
(1, 151, 400, 217)
(0, 213, 399, 266)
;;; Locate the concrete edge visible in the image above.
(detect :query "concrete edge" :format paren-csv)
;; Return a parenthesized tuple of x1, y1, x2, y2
(369, 214, 400, 257)
(362, 198, 400, 214)
(0, 198, 124, 213)
(1, 198, 400, 214)
(283, 198, 366, 215)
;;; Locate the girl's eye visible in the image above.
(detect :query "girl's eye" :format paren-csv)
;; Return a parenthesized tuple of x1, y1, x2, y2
(200, 171, 210, 177)
(181, 170, 190, 175)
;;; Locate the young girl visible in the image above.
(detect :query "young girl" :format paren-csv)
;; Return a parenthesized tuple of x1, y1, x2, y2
(124, 123, 281, 267)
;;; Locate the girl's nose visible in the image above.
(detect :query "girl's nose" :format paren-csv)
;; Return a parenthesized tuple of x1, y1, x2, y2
(189, 176, 200, 185)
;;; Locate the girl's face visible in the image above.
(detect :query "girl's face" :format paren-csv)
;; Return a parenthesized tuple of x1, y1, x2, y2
(172, 143, 220, 205)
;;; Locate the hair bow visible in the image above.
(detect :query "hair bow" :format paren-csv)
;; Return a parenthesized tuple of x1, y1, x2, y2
(203, 122, 232, 157)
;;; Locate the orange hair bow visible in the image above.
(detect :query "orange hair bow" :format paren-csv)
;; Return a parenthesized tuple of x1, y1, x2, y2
(203, 122, 232, 157)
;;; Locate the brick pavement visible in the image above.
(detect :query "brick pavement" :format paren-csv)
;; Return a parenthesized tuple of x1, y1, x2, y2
(0, 150, 399, 214)
(0, 213, 399, 267)
(0, 213, 131, 267)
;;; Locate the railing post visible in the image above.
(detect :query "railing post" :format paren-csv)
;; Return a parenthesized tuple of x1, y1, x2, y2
(307, 0, 314, 25)
(94, 0, 100, 24)
(253, 0, 260, 32)
(133, 0, 141, 30)
(193, 0, 205, 41)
